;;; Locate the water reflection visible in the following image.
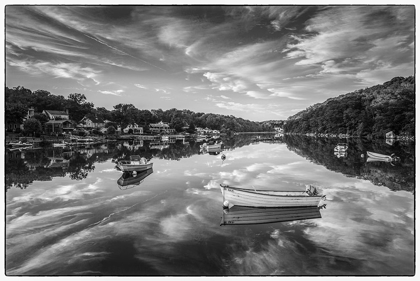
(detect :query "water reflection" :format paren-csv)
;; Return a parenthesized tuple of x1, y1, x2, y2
(117, 169, 154, 190)
(221, 205, 323, 226)
(5, 134, 414, 194)
(5, 134, 414, 275)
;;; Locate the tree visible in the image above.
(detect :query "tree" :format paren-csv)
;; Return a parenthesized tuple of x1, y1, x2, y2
(5, 102, 27, 124)
(187, 123, 196, 134)
(107, 126, 116, 135)
(66, 93, 94, 123)
(23, 118, 42, 136)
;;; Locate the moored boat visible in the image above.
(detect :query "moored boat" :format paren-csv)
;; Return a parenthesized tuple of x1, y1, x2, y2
(220, 184, 324, 209)
(53, 141, 69, 148)
(116, 155, 153, 172)
(117, 168, 154, 190)
(220, 205, 322, 226)
(10, 141, 33, 148)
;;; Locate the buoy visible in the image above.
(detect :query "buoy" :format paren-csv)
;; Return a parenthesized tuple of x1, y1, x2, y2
(223, 200, 229, 209)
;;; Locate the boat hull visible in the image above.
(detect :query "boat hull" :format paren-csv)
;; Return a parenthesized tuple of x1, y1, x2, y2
(367, 151, 391, 160)
(117, 162, 153, 172)
(220, 185, 323, 208)
(221, 206, 322, 225)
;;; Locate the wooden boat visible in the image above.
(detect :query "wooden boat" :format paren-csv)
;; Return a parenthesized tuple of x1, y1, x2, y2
(366, 151, 400, 163)
(220, 206, 322, 226)
(220, 184, 324, 209)
(334, 143, 348, 152)
(117, 168, 153, 190)
(116, 155, 153, 172)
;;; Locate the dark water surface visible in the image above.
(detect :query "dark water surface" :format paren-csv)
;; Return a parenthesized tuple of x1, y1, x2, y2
(5, 135, 415, 275)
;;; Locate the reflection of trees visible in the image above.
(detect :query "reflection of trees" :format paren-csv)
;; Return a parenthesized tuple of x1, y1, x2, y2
(283, 135, 415, 192)
(66, 152, 95, 180)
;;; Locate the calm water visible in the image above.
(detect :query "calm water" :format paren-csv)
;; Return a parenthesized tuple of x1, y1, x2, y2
(5, 135, 415, 276)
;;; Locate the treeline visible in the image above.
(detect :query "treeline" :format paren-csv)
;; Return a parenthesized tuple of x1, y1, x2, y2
(284, 76, 415, 138)
(5, 86, 273, 133)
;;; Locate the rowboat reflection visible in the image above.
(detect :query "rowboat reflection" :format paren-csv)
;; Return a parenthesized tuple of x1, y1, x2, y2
(221, 205, 324, 226)
(365, 151, 400, 165)
(220, 184, 325, 209)
(117, 168, 153, 190)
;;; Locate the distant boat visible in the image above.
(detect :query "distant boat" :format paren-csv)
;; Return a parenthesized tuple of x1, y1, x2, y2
(334, 143, 348, 152)
(116, 155, 153, 172)
(220, 205, 322, 226)
(200, 142, 222, 152)
(366, 151, 400, 163)
(53, 141, 68, 148)
(220, 184, 324, 209)
(117, 168, 153, 190)
(10, 141, 33, 148)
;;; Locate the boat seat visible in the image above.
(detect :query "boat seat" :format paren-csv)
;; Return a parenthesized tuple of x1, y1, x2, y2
(130, 155, 141, 161)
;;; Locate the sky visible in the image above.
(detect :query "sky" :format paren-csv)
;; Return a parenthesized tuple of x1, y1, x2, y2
(5, 5, 415, 121)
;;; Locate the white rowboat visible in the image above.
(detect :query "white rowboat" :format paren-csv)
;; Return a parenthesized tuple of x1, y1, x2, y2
(220, 184, 324, 209)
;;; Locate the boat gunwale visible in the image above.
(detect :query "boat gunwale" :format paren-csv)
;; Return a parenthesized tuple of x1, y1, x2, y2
(220, 185, 321, 198)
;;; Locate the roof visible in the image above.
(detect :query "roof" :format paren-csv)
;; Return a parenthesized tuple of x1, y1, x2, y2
(46, 120, 73, 124)
(150, 121, 169, 127)
(81, 115, 104, 123)
(44, 110, 68, 115)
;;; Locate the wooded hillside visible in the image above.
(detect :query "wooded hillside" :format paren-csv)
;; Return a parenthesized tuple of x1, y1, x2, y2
(284, 76, 415, 138)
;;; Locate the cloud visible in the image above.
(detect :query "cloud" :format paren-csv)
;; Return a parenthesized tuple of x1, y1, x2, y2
(155, 88, 170, 94)
(285, 7, 414, 81)
(7, 57, 101, 85)
(246, 91, 273, 99)
(98, 89, 123, 96)
(134, 84, 148, 89)
(203, 72, 249, 93)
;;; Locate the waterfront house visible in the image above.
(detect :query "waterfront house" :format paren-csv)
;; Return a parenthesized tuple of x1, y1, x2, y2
(6, 107, 35, 132)
(79, 115, 105, 129)
(45, 120, 75, 135)
(123, 123, 143, 134)
(149, 121, 175, 134)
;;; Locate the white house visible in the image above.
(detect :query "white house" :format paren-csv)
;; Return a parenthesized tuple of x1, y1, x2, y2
(79, 116, 105, 129)
(123, 123, 143, 134)
(149, 121, 175, 134)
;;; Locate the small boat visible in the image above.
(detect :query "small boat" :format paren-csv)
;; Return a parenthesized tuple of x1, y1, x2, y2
(116, 155, 153, 172)
(53, 141, 68, 148)
(10, 141, 33, 148)
(220, 206, 322, 226)
(220, 184, 324, 209)
(200, 142, 222, 152)
(366, 151, 400, 163)
(117, 168, 154, 190)
(334, 143, 348, 152)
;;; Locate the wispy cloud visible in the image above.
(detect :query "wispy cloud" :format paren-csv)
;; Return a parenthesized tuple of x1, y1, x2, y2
(134, 84, 148, 89)
(98, 89, 123, 96)
(7, 57, 101, 85)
